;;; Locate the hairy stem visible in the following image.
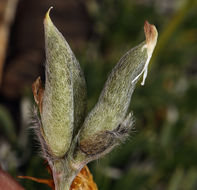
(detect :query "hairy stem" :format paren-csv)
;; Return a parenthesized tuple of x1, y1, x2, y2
(49, 159, 79, 190)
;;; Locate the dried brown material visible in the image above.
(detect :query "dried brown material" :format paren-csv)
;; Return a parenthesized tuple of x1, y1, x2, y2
(144, 20, 158, 55)
(32, 76, 44, 113)
(70, 166, 98, 190)
(131, 20, 158, 85)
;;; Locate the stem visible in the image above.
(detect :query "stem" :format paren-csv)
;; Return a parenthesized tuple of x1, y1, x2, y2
(49, 159, 79, 190)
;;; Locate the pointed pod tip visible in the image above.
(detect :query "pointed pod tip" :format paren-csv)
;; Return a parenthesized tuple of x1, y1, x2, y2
(44, 7, 53, 25)
(144, 20, 158, 54)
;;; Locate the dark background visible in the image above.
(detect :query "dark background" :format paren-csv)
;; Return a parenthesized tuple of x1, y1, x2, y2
(0, 0, 197, 189)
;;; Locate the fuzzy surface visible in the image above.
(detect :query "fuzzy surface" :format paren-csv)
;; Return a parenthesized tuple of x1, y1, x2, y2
(42, 13, 74, 157)
(79, 42, 148, 148)
(41, 11, 87, 157)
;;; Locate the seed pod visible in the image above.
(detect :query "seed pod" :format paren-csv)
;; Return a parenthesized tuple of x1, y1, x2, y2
(41, 8, 87, 157)
(79, 21, 158, 156)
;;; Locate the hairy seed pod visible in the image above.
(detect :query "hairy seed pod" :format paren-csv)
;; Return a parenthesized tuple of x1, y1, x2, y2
(79, 21, 158, 156)
(41, 8, 87, 157)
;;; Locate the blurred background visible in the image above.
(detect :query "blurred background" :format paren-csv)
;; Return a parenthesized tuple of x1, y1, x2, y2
(0, 0, 197, 189)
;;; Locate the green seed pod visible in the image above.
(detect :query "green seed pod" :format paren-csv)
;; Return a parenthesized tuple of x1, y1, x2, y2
(41, 8, 87, 157)
(79, 21, 158, 156)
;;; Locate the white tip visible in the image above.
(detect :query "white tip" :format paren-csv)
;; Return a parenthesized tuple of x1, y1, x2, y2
(132, 21, 158, 86)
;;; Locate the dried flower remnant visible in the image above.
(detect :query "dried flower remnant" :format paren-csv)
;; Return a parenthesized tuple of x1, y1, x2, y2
(132, 21, 158, 85)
